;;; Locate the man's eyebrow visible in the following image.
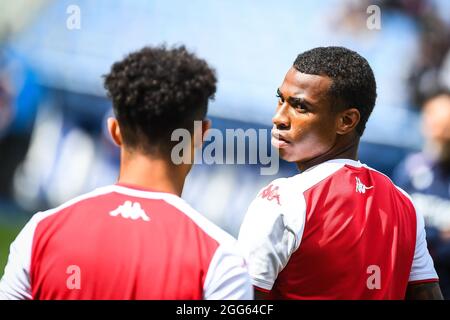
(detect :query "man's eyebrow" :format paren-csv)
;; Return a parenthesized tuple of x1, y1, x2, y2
(289, 96, 309, 104)
(277, 88, 314, 107)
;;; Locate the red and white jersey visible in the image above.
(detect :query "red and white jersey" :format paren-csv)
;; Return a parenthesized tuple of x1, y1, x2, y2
(0, 183, 252, 300)
(238, 159, 438, 299)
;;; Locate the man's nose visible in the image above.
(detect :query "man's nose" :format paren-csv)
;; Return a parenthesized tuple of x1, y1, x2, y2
(272, 105, 290, 130)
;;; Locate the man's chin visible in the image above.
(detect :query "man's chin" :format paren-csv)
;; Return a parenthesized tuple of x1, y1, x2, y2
(277, 149, 303, 163)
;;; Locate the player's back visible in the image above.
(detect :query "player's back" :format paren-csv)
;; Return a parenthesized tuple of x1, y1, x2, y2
(272, 162, 417, 299)
(239, 159, 438, 299)
(0, 184, 251, 300)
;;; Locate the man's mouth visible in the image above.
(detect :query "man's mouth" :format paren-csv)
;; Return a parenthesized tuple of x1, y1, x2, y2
(271, 131, 291, 148)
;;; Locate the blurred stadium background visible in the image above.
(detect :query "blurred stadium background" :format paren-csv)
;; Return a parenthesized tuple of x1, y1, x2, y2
(1, 0, 450, 297)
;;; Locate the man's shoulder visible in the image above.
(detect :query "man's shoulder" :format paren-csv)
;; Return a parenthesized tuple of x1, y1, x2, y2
(30, 186, 117, 226)
(256, 177, 295, 206)
(160, 194, 237, 247)
(248, 175, 309, 224)
(254, 160, 353, 206)
(361, 163, 416, 203)
(36, 185, 237, 247)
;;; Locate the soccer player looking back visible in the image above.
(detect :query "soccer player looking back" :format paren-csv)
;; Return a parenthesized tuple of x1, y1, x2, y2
(238, 46, 443, 300)
(0, 46, 252, 299)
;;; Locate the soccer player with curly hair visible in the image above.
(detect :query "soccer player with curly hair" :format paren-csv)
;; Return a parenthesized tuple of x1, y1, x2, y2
(0, 45, 252, 300)
(238, 46, 443, 300)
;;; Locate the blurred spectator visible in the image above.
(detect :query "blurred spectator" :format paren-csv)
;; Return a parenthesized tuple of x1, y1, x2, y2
(370, 0, 450, 107)
(336, 0, 450, 108)
(393, 91, 450, 298)
(0, 74, 13, 139)
(12, 106, 119, 211)
(0, 48, 40, 201)
(406, 8, 450, 107)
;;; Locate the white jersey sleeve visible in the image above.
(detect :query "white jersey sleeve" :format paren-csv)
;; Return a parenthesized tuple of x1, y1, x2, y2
(164, 196, 253, 300)
(408, 207, 439, 283)
(394, 186, 439, 283)
(0, 216, 38, 300)
(237, 178, 306, 291)
(203, 243, 253, 300)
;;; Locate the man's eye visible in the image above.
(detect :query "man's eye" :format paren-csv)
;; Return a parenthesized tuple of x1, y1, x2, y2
(293, 103, 307, 111)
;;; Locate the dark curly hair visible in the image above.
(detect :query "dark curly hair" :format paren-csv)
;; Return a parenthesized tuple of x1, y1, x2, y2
(104, 45, 217, 154)
(293, 46, 377, 136)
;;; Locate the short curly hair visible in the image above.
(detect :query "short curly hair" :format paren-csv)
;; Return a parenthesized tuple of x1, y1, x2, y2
(293, 46, 377, 136)
(104, 45, 217, 153)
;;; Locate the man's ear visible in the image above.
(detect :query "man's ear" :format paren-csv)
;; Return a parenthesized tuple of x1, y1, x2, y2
(201, 119, 211, 142)
(193, 119, 211, 148)
(336, 108, 360, 135)
(107, 117, 123, 147)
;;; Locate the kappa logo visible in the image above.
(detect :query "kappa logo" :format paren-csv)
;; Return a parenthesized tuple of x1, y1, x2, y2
(259, 184, 281, 205)
(355, 177, 374, 194)
(110, 201, 150, 221)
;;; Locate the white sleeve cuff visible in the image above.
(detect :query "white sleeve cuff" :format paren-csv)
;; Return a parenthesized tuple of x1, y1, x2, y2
(251, 277, 274, 291)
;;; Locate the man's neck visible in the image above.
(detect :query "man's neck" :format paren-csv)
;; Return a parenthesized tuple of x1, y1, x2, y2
(117, 150, 188, 196)
(296, 138, 359, 172)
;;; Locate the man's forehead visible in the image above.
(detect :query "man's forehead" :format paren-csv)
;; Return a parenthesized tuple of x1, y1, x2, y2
(280, 67, 332, 99)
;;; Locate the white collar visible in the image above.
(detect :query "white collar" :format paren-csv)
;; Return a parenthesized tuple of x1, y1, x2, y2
(303, 158, 363, 173)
